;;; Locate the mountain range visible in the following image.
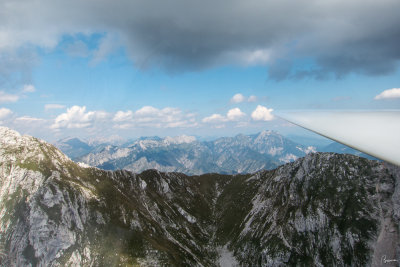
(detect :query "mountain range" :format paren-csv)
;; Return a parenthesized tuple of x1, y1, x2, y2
(1, 126, 399, 266)
(54, 131, 375, 175)
(57, 131, 316, 175)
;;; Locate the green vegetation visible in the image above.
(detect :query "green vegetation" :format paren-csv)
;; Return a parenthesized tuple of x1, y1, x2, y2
(0, 134, 394, 266)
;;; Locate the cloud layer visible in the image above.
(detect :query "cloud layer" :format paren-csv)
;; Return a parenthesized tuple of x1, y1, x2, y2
(374, 88, 400, 100)
(202, 108, 246, 123)
(1, 103, 279, 139)
(50, 105, 197, 130)
(0, 91, 19, 103)
(114, 106, 197, 129)
(51, 106, 108, 129)
(1, 0, 399, 80)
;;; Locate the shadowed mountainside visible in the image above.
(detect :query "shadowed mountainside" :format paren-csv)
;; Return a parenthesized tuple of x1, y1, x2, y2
(1, 127, 399, 266)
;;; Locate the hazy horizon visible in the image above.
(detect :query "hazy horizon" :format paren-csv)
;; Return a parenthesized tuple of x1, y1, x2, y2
(46, 127, 331, 146)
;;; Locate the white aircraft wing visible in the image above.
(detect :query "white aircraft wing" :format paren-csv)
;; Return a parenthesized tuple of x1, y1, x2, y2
(277, 111, 400, 166)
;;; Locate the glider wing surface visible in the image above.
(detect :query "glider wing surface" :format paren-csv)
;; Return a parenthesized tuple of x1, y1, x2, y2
(277, 111, 400, 166)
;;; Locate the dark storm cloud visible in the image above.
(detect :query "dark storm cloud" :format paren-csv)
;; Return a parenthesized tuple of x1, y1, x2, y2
(1, 0, 400, 79)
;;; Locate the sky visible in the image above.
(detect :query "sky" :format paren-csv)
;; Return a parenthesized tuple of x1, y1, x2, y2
(0, 0, 399, 142)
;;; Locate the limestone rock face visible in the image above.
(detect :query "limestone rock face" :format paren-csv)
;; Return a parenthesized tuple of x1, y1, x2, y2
(1, 127, 399, 266)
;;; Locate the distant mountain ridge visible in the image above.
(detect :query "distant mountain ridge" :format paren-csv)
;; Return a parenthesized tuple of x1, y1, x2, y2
(70, 130, 316, 175)
(321, 142, 378, 160)
(54, 137, 93, 159)
(54, 130, 375, 175)
(1, 126, 399, 266)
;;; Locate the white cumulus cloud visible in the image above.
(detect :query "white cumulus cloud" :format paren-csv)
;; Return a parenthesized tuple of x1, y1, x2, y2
(251, 105, 274, 121)
(135, 106, 177, 124)
(135, 106, 162, 118)
(0, 107, 13, 120)
(113, 106, 197, 128)
(202, 114, 226, 123)
(231, 93, 259, 103)
(227, 108, 245, 121)
(113, 110, 133, 122)
(0, 91, 19, 103)
(203, 108, 246, 123)
(231, 93, 246, 103)
(374, 88, 400, 100)
(51, 105, 108, 129)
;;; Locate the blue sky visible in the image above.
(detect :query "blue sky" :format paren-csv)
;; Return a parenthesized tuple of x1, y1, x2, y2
(0, 0, 399, 142)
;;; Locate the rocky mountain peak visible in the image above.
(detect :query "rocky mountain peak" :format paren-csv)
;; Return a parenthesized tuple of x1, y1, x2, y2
(163, 135, 196, 144)
(58, 137, 89, 147)
(257, 129, 275, 137)
(0, 126, 22, 145)
(0, 126, 72, 174)
(1, 128, 400, 266)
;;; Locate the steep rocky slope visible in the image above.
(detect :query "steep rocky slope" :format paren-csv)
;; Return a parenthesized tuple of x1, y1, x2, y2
(1, 127, 399, 266)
